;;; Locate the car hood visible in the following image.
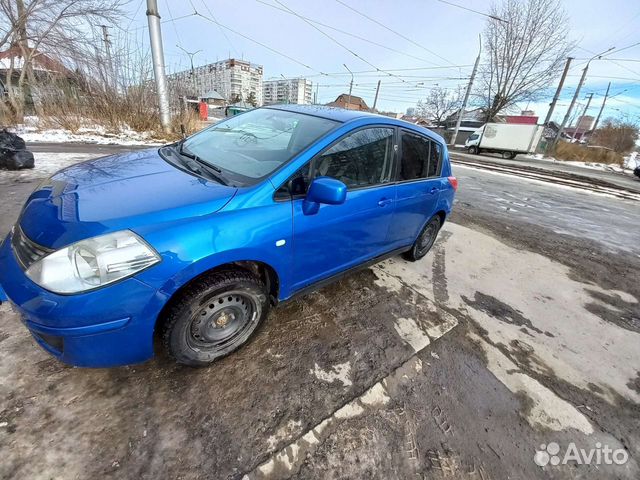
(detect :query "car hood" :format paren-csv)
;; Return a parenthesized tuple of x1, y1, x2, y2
(18, 148, 237, 249)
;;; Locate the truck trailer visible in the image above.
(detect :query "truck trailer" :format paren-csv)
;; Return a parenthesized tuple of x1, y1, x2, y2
(465, 123, 543, 159)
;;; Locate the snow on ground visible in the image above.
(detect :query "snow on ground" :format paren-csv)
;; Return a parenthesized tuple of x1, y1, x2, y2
(0, 152, 102, 183)
(12, 126, 164, 146)
(8, 118, 165, 146)
(523, 153, 628, 173)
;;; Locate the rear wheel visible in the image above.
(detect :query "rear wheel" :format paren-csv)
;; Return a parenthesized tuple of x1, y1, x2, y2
(161, 269, 269, 366)
(502, 151, 517, 160)
(403, 215, 442, 262)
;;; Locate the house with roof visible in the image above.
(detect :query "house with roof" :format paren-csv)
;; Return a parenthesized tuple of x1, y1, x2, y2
(0, 46, 79, 109)
(326, 93, 370, 111)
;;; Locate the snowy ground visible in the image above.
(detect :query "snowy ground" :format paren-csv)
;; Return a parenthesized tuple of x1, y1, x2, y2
(0, 152, 102, 184)
(8, 117, 165, 146)
(523, 153, 637, 174)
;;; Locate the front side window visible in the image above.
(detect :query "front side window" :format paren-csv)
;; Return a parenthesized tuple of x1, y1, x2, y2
(314, 127, 394, 189)
(181, 108, 338, 186)
(399, 131, 441, 181)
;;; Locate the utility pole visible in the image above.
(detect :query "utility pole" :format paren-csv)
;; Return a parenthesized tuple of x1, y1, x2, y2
(551, 47, 615, 152)
(537, 57, 572, 154)
(101, 25, 115, 90)
(590, 82, 610, 139)
(146, 0, 171, 132)
(542, 57, 572, 128)
(571, 93, 593, 142)
(343, 63, 353, 109)
(314, 82, 319, 104)
(450, 35, 481, 146)
(372, 80, 381, 112)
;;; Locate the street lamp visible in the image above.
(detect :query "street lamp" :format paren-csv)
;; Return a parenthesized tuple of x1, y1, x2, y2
(177, 45, 202, 95)
(343, 63, 353, 109)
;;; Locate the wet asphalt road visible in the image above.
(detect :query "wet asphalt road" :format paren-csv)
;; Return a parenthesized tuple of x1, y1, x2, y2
(0, 144, 639, 479)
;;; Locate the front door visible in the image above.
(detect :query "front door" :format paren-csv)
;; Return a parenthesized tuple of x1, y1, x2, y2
(290, 126, 397, 292)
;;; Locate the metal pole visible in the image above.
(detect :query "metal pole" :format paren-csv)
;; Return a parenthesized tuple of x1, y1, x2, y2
(590, 82, 610, 139)
(571, 92, 593, 142)
(343, 63, 353, 109)
(372, 80, 381, 112)
(101, 25, 115, 90)
(551, 47, 615, 152)
(551, 64, 588, 151)
(146, 0, 171, 132)
(450, 35, 481, 146)
(542, 57, 572, 127)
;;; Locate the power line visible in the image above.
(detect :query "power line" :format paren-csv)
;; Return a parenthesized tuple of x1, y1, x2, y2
(193, 11, 328, 75)
(272, 0, 407, 83)
(254, 0, 449, 69)
(437, 0, 508, 23)
(199, 0, 239, 57)
(333, 0, 459, 68)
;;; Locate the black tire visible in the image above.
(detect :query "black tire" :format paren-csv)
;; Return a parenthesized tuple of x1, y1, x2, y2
(403, 215, 442, 262)
(468, 145, 478, 155)
(161, 269, 269, 367)
(502, 151, 517, 160)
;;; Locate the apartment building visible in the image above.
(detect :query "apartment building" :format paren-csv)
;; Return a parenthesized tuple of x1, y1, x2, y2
(168, 58, 263, 104)
(262, 77, 313, 105)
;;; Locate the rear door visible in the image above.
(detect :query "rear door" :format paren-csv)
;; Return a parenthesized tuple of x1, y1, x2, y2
(387, 129, 444, 246)
(289, 126, 397, 291)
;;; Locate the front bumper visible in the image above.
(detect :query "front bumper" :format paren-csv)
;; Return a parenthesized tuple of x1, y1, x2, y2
(0, 232, 168, 367)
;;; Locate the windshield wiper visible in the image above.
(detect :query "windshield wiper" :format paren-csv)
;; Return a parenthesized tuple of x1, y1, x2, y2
(176, 140, 229, 186)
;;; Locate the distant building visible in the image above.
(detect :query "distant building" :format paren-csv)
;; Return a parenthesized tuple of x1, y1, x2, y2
(168, 58, 263, 105)
(576, 115, 595, 131)
(0, 46, 78, 101)
(326, 93, 369, 111)
(262, 78, 313, 105)
(200, 90, 225, 107)
(521, 110, 536, 116)
(406, 107, 416, 116)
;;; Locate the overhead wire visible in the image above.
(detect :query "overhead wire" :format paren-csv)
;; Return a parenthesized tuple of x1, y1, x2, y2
(333, 0, 459, 68)
(271, 0, 408, 83)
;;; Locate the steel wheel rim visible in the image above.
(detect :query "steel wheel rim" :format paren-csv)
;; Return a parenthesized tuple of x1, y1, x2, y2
(186, 290, 260, 352)
(417, 222, 438, 256)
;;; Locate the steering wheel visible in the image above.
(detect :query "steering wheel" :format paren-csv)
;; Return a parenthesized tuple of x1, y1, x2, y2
(235, 132, 258, 146)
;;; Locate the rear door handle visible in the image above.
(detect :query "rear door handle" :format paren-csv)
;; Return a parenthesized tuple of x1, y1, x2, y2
(429, 187, 439, 194)
(378, 198, 393, 207)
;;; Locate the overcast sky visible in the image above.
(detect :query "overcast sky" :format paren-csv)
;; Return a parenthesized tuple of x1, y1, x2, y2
(122, 0, 640, 122)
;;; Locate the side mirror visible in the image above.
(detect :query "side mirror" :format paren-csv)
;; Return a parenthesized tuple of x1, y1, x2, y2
(302, 177, 347, 215)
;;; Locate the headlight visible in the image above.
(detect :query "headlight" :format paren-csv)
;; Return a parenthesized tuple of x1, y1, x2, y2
(26, 230, 160, 294)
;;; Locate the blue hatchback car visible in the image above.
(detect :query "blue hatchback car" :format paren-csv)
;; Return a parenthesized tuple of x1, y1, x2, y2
(0, 105, 457, 367)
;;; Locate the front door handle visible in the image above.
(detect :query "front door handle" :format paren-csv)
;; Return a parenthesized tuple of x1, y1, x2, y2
(378, 198, 393, 207)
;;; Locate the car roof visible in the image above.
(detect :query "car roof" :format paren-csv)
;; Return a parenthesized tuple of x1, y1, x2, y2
(264, 104, 386, 123)
(263, 104, 446, 144)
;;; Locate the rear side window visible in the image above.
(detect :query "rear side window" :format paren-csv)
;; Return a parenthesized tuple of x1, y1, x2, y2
(314, 127, 394, 189)
(399, 131, 442, 180)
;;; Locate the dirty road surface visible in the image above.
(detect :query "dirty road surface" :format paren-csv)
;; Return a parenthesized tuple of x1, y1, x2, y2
(0, 147, 639, 479)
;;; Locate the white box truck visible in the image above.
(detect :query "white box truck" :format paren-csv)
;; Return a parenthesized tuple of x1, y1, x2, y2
(464, 123, 543, 159)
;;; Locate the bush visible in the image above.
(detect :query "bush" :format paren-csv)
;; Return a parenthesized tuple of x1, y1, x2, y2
(553, 141, 622, 165)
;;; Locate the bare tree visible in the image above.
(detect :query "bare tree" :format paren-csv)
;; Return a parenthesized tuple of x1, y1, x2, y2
(591, 117, 639, 154)
(415, 87, 461, 126)
(0, 0, 125, 121)
(477, 0, 573, 122)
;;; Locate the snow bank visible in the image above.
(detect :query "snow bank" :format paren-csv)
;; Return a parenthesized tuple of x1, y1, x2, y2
(7, 119, 165, 146)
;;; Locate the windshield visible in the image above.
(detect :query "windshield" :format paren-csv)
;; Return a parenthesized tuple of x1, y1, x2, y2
(182, 108, 339, 186)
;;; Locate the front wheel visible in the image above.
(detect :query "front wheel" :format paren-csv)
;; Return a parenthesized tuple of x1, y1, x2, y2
(403, 215, 442, 262)
(161, 269, 269, 366)
(468, 145, 479, 155)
